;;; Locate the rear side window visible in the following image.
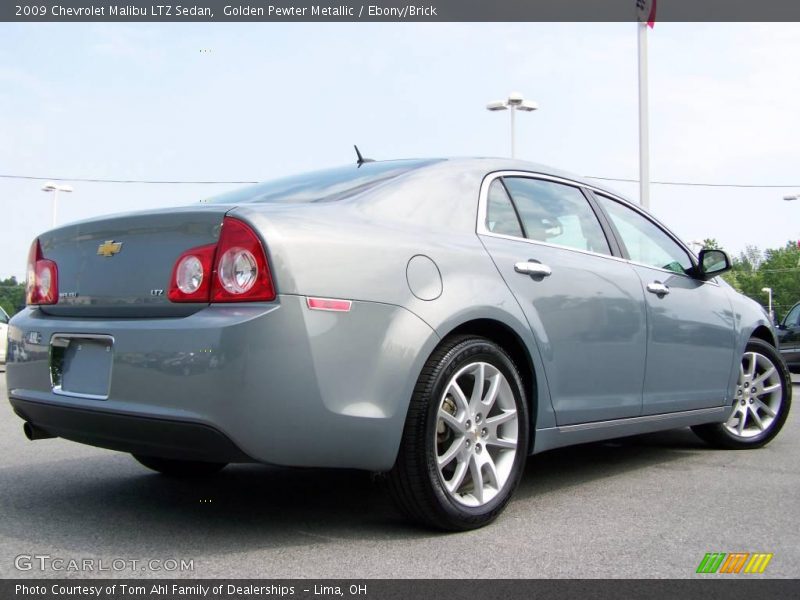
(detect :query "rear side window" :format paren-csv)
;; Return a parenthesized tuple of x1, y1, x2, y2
(595, 194, 693, 274)
(486, 180, 524, 237)
(502, 177, 611, 255)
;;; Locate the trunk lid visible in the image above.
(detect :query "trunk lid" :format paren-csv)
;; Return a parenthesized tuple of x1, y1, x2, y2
(38, 205, 230, 318)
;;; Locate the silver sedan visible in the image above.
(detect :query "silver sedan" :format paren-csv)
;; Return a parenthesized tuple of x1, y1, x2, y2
(5, 158, 792, 530)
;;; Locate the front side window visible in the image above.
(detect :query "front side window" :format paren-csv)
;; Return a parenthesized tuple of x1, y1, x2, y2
(785, 304, 800, 327)
(502, 177, 611, 255)
(595, 194, 693, 274)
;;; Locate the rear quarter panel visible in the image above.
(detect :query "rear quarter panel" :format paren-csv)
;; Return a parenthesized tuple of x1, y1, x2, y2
(231, 162, 558, 440)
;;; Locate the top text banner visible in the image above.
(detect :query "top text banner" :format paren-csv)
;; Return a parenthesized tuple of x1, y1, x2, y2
(4, 0, 800, 22)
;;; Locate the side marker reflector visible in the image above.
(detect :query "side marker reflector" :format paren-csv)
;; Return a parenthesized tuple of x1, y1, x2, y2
(306, 297, 352, 312)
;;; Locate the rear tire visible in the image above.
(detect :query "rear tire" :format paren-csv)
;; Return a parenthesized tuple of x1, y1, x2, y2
(388, 335, 529, 531)
(133, 454, 227, 477)
(692, 338, 791, 449)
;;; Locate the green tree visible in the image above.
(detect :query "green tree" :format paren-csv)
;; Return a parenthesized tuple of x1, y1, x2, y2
(721, 242, 800, 322)
(760, 242, 800, 320)
(0, 276, 25, 316)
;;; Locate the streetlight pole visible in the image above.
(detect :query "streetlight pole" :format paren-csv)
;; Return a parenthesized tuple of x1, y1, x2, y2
(761, 287, 774, 323)
(41, 182, 73, 227)
(510, 104, 516, 158)
(486, 92, 538, 159)
(638, 22, 650, 211)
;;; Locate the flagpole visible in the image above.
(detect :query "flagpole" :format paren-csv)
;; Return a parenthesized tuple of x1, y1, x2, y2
(637, 20, 650, 211)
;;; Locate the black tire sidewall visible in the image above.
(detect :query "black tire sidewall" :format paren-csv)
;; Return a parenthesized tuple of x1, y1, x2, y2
(421, 339, 529, 524)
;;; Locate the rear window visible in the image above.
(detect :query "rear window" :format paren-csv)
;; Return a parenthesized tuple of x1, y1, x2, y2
(205, 160, 439, 205)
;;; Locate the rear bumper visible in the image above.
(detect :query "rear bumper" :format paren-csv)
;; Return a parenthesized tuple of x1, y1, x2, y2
(5, 295, 438, 470)
(10, 397, 253, 463)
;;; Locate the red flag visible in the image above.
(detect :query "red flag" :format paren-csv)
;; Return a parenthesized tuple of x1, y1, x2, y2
(636, 0, 657, 28)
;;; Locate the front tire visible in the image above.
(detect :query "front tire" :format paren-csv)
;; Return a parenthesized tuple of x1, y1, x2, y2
(388, 336, 529, 531)
(692, 338, 792, 449)
(133, 454, 227, 477)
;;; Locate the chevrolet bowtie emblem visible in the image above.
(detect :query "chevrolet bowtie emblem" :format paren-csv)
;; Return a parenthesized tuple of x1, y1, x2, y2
(97, 240, 123, 257)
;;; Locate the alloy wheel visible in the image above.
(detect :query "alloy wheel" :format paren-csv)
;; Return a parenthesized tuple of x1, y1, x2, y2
(434, 361, 519, 507)
(724, 351, 783, 439)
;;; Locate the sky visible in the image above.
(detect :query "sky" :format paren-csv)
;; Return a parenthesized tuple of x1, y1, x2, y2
(1, 21, 800, 280)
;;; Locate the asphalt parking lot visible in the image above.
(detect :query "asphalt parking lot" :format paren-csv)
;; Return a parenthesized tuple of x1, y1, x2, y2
(0, 370, 797, 579)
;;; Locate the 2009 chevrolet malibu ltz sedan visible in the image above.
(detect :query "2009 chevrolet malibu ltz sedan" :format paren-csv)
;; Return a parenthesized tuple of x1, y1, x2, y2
(5, 158, 792, 530)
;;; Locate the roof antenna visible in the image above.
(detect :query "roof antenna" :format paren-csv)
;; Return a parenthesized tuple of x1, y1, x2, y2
(354, 145, 374, 167)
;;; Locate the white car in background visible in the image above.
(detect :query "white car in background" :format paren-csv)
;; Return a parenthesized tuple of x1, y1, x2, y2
(0, 306, 9, 365)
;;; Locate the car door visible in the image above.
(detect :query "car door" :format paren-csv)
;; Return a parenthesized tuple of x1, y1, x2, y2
(478, 174, 648, 426)
(592, 192, 737, 415)
(778, 303, 800, 370)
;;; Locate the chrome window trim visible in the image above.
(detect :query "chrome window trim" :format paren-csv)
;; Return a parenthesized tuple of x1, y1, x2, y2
(477, 170, 718, 285)
(478, 228, 630, 265)
(477, 171, 621, 263)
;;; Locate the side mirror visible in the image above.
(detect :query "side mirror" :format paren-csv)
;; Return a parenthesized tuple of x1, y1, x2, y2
(695, 248, 731, 280)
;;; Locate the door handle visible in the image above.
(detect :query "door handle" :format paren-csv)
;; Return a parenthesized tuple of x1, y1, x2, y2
(646, 281, 670, 296)
(514, 261, 552, 278)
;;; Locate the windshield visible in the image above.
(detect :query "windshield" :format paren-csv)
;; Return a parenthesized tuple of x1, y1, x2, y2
(205, 159, 439, 205)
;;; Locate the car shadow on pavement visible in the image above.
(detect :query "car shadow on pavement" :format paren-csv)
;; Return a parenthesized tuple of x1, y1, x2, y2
(516, 427, 709, 501)
(0, 426, 716, 560)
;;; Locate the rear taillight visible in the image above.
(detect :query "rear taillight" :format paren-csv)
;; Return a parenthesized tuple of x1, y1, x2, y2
(167, 243, 217, 302)
(168, 217, 275, 304)
(25, 239, 59, 305)
(212, 218, 275, 302)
